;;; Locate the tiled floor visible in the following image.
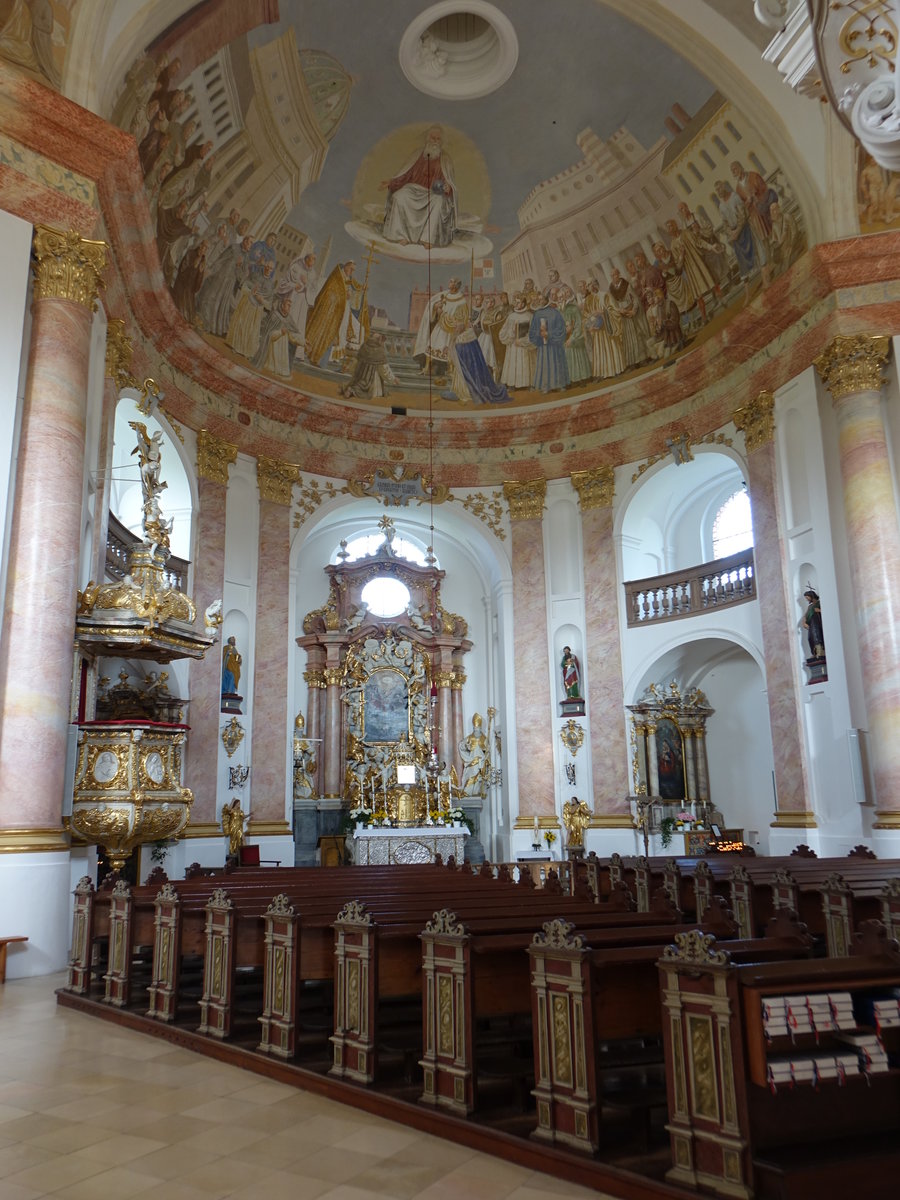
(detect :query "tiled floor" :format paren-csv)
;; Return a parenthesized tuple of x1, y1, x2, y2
(0, 974, 612, 1200)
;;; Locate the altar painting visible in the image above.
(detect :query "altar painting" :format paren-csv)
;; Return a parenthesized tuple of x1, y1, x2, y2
(363, 668, 410, 744)
(656, 717, 685, 801)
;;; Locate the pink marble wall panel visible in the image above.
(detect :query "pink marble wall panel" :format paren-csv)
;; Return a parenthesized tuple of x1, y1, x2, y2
(582, 505, 629, 816)
(185, 476, 227, 825)
(833, 390, 900, 815)
(249, 499, 290, 825)
(510, 519, 555, 818)
(747, 442, 811, 815)
(0, 295, 91, 831)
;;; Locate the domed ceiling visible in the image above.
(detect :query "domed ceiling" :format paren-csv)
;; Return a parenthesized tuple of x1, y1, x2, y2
(106, 0, 807, 417)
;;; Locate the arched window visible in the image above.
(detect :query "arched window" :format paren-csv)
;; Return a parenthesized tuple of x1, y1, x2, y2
(712, 489, 753, 559)
(332, 531, 437, 618)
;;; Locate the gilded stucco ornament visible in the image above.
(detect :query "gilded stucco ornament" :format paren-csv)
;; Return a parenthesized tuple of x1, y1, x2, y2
(258, 455, 301, 504)
(197, 429, 238, 486)
(31, 224, 107, 310)
(105, 319, 137, 391)
(733, 390, 775, 453)
(503, 478, 546, 521)
(814, 334, 891, 401)
(560, 719, 585, 757)
(221, 717, 245, 758)
(571, 466, 614, 510)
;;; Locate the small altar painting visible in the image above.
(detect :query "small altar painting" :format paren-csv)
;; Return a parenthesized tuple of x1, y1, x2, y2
(656, 717, 685, 800)
(363, 668, 409, 743)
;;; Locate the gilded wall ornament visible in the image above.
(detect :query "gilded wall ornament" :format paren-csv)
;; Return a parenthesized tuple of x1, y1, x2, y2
(257, 455, 301, 504)
(221, 717, 245, 758)
(197, 429, 238, 486)
(503, 478, 546, 521)
(559, 719, 585, 757)
(814, 333, 891, 401)
(733, 390, 775, 452)
(632, 432, 733, 482)
(570, 466, 614, 510)
(105, 319, 137, 391)
(32, 224, 107, 311)
(346, 465, 450, 507)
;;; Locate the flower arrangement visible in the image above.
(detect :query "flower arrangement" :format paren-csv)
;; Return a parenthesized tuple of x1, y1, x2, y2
(659, 816, 677, 848)
(543, 830, 557, 848)
(677, 811, 694, 824)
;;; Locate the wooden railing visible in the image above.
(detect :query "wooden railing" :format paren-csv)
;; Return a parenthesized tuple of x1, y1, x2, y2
(107, 512, 189, 593)
(623, 547, 755, 627)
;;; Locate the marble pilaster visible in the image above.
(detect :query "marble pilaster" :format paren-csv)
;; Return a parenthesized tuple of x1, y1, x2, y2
(248, 457, 298, 830)
(185, 431, 237, 829)
(572, 467, 630, 819)
(815, 335, 900, 825)
(733, 390, 813, 819)
(0, 226, 105, 846)
(503, 480, 554, 820)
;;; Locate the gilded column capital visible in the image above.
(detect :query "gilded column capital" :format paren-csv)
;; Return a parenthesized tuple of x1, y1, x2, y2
(451, 669, 466, 690)
(814, 334, 891, 402)
(503, 478, 546, 521)
(257, 455, 301, 504)
(32, 225, 107, 311)
(324, 667, 343, 687)
(733, 390, 775, 453)
(198, 429, 238, 486)
(304, 669, 326, 689)
(105, 319, 137, 390)
(434, 669, 455, 689)
(570, 466, 614, 510)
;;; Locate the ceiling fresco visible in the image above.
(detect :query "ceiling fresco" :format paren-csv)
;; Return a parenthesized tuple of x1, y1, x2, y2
(97, 3, 804, 413)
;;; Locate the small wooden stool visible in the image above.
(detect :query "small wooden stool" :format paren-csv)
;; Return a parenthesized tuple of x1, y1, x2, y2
(0, 936, 27, 983)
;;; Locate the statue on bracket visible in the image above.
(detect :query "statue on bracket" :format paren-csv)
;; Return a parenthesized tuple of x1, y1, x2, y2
(221, 635, 243, 713)
(800, 586, 827, 684)
(559, 644, 585, 716)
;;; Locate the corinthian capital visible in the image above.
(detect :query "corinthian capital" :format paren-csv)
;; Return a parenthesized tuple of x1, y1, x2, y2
(570, 466, 614, 510)
(502, 478, 546, 521)
(733, 390, 775, 453)
(257, 455, 301, 504)
(198, 429, 238, 486)
(814, 334, 891, 402)
(32, 225, 107, 310)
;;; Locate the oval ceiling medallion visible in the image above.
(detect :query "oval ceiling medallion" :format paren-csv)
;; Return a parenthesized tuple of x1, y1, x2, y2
(399, 1, 519, 101)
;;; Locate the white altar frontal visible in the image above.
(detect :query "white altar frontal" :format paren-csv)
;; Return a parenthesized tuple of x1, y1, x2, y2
(351, 825, 468, 865)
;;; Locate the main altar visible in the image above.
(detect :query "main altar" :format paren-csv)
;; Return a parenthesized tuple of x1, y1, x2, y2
(295, 518, 497, 864)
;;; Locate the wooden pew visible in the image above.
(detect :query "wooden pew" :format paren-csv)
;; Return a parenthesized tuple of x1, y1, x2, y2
(530, 912, 815, 1157)
(658, 930, 900, 1199)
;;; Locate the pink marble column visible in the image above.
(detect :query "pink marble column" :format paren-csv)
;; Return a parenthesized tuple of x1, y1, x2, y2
(185, 432, 236, 830)
(573, 469, 631, 823)
(0, 226, 106, 845)
(322, 657, 344, 799)
(248, 458, 297, 832)
(815, 336, 900, 826)
(303, 667, 326, 796)
(503, 481, 555, 820)
(734, 391, 813, 825)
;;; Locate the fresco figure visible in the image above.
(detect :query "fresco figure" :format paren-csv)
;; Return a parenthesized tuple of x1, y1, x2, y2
(529, 291, 569, 393)
(305, 260, 365, 365)
(275, 251, 317, 362)
(414, 276, 468, 373)
(498, 293, 536, 389)
(338, 331, 398, 399)
(715, 180, 756, 284)
(609, 267, 650, 369)
(381, 125, 457, 249)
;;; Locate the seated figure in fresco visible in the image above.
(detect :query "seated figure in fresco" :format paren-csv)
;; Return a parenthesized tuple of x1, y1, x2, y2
(381, 125, 457, 249)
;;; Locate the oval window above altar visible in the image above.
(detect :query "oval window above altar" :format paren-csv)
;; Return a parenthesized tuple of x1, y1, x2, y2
(361, 577, 412, 619)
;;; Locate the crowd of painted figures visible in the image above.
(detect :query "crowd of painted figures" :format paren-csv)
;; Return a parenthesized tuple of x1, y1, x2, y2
(122, 53, 802, 398)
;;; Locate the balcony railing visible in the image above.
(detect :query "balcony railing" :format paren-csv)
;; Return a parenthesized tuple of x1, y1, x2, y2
(106, 512, 189, 593)
(624, 548, 755, 627)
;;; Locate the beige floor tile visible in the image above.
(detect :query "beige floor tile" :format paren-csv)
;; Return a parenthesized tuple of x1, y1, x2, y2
(0, 1181, 45, 1200)
(176, 1122, 271, 1157)
(50, 1164, 160, 1200)
(126, 1142, 220, 1181)
(0, 1143, 60, 1181)
(227, 1168, 333, 1200)
(178, 1155, 263, 1196)
(285, 1146, 386, 1184)
(3, 1152, 105, 1193)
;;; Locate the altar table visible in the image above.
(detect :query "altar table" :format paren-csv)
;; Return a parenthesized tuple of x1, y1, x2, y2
(350, 825, 468, 865)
